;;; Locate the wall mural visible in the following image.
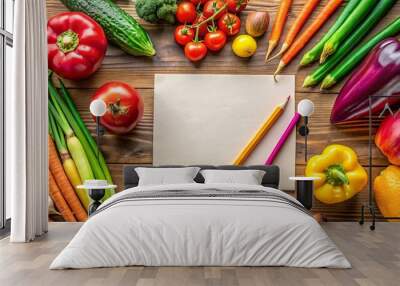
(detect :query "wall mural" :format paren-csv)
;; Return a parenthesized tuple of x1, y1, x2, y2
(46, 0, 400, 222)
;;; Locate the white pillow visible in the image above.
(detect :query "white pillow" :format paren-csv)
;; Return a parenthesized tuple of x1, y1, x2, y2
(135, 167, 200, 186)
(200, 169, 266, 185)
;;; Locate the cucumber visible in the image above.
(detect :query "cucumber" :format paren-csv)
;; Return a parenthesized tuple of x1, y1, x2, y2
(61, 0, 156, 56)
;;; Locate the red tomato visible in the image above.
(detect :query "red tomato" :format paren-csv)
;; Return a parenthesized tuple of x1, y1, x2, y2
(226, 0, 248, 13)
(184, 41, 208, 62)
(176, 1, 197, 24)
(91, 82, 144, 135)
(204, 30, 227, 51)
(174, 25, 195, 46)
(47, 12, 107, 80)
(203, 0, 227, 19)
(193, 13, 209, 37)
(190, 0, 208, 4)
(218, 13, 241, 36)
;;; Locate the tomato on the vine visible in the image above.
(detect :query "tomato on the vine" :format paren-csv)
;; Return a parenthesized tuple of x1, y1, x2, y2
(193, 13, 209, 37)
(203, 0, 227, 19)
(218, 13, 241, 36)
(174, 25, 195, 46)
(190, 0, 208, 4)
(176, 1, 197, 24)
(226, 0, 248, 14)
(204, 30, 227, 51)
(184, 41, 208, 62)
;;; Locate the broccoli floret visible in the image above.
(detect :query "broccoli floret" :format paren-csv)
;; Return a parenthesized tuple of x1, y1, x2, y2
(135, 0, 177, 24)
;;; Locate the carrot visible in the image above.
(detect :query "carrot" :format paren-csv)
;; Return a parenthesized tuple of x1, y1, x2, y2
(267, 0, 321, 62)
(48, 135, 88, 222)
(274, 0, 343, 79)
(49, 171, 76, 222)
(265, 0, 293, 62)
(49, 111, 90, 211)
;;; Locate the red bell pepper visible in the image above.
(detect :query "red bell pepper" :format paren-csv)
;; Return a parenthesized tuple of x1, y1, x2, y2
(47, 12, 107, 80)
(375, 113, 400, 165)
(330, 38, 400, 124)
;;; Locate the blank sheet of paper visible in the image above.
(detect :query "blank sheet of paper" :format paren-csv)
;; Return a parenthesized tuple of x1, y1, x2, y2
(154, 74, 296, 190)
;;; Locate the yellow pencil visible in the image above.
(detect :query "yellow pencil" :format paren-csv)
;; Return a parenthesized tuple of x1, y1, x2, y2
(233, 96, 291, 165)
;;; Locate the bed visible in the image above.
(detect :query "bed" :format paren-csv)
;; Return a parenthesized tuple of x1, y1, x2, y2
(50, 165, 351, 269)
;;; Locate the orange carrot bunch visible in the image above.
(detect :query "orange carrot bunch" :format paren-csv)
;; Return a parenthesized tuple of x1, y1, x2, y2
(48, 135, 87, 222)
(273, 0, 344, 78)
(265, 0, 293, 61)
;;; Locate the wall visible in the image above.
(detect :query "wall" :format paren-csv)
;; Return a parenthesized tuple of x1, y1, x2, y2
(46, 0, 400, 221)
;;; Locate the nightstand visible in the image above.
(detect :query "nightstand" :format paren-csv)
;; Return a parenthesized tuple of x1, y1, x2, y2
(289, 177, 320, 210)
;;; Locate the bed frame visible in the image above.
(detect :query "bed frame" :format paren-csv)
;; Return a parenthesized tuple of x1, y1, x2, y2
(123, 165, 280, 189)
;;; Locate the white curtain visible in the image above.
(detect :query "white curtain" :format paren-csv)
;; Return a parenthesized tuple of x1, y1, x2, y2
(7, 0, 48, 242)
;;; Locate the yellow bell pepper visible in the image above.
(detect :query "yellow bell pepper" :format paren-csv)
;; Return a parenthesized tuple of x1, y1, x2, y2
(374, 165, 400, 220)
(305, 144, 368, 204)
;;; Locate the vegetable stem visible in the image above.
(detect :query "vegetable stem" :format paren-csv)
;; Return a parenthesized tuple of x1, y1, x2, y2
(191, 3, 227, 29)
(326, 164, 349, 186)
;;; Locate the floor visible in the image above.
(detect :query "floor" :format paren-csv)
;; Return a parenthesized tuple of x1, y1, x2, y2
(0, 223, 398, 286)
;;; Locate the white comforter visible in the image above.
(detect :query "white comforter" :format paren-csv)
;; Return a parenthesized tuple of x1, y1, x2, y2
(50, 183, 351, 269)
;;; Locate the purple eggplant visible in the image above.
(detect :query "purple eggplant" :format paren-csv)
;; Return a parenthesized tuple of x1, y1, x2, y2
(331, 38, 400, 124)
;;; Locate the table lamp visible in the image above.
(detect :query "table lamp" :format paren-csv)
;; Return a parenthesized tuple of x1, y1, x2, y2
(89, 99, 107, 159)
(298, 99, 315, 162)
(82, 99, 110, 215)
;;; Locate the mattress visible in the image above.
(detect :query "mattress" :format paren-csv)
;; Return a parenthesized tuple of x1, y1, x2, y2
(50, 183, 351, 269)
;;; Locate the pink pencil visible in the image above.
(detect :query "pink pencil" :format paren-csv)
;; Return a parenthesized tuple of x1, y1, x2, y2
(265, 112, 301, 165)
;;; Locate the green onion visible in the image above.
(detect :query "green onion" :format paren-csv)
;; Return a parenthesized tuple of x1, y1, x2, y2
(321, 16, 400, 89)
(49, 111, 61, 150)
(300, 0, 360, 66)
(49, 81, 100, 181)
(49, 76, 114, 200)
(303, 0, 397, 87)
(48, 113, 55, 140)
(49, 99, 94, 182)
(320, 0, 377, 63)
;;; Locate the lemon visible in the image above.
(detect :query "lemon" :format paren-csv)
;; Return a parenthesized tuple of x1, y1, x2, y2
(232, 35, 257, 58)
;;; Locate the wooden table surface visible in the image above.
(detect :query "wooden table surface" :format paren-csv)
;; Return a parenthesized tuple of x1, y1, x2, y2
(46, 0, 400, 221)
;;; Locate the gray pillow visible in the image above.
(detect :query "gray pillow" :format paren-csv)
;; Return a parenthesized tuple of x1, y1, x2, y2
(200, 169, 266, 185)
(135, 167, 201, 186)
